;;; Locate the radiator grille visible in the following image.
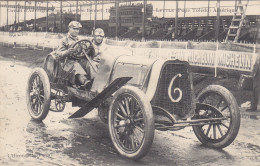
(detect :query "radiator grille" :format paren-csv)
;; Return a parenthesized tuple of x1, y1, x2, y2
(151, 62, 193, 117)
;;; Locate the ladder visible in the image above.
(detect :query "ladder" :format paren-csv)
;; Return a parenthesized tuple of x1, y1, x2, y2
(225, 0, 249, 43)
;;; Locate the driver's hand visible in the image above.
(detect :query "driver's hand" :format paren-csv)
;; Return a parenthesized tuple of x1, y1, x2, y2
(67, 48, 77, 54)
(63, 48, 77, 57)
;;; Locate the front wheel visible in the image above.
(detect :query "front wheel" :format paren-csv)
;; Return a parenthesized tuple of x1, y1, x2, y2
(108, 86, 154, 160)
(193, 85, 240, 148)
(26, 68, 51, 121)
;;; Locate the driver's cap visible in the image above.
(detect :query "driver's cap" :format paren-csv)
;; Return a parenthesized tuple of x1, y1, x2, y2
(94, 28, 105, 37)
(68, 21, 82, 29)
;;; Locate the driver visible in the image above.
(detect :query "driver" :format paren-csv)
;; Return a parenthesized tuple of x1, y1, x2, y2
(53, 21, 90, 88)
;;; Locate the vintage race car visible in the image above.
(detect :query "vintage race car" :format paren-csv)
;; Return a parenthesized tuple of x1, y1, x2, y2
(26, 39, 240, 160)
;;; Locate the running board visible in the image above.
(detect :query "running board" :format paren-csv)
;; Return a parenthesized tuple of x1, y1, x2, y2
(155, 117, 226, 131)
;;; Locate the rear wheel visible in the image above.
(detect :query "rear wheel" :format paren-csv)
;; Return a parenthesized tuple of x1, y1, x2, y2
(108, 86, 154, 160)
(26, 68, 51, 121)
(193, 85, 240, 148)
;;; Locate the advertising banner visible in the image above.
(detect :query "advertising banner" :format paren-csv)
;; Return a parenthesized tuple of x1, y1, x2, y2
(132, 48, 256, 72)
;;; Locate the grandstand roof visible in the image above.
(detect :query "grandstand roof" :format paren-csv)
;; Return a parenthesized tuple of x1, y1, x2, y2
(0, 0, 141, 8)
(0, 0, 259, 26)
(1, 0, 259, 15)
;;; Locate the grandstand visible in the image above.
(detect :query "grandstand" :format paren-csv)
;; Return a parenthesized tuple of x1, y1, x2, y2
(0, 1, 259, 43)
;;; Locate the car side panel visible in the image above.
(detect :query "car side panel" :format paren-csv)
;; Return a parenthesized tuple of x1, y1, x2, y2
(91, 53, 122, 93)
(109, 56, 159, 90)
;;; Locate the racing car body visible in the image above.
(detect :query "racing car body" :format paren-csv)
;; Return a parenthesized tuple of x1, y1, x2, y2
(26, 39, 240, 160)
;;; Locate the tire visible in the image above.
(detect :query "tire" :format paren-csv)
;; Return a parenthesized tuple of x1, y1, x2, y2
(193, 85, 240, 148)
(108, 86, 154, 160)
(26, 68, 51, 121)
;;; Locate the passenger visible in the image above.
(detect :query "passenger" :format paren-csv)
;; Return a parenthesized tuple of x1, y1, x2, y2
(246, 53, 260, 112)
(78, 28, 107, 81)
(53, 21, 90, 88)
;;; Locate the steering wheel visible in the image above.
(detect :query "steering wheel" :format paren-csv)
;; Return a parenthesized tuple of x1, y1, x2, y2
(70, 39, 94, 60)
(70, 39, 98, 72)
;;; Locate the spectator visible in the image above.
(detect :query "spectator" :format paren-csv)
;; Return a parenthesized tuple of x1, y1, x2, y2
(246, 53, 260, 112)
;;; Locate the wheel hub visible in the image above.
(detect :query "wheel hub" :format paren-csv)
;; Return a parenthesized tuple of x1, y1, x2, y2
(119, 119, 131, 126)
(32, 87, 40, 96)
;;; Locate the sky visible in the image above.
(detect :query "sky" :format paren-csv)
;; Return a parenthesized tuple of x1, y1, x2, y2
(0, 0, 260, 26)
